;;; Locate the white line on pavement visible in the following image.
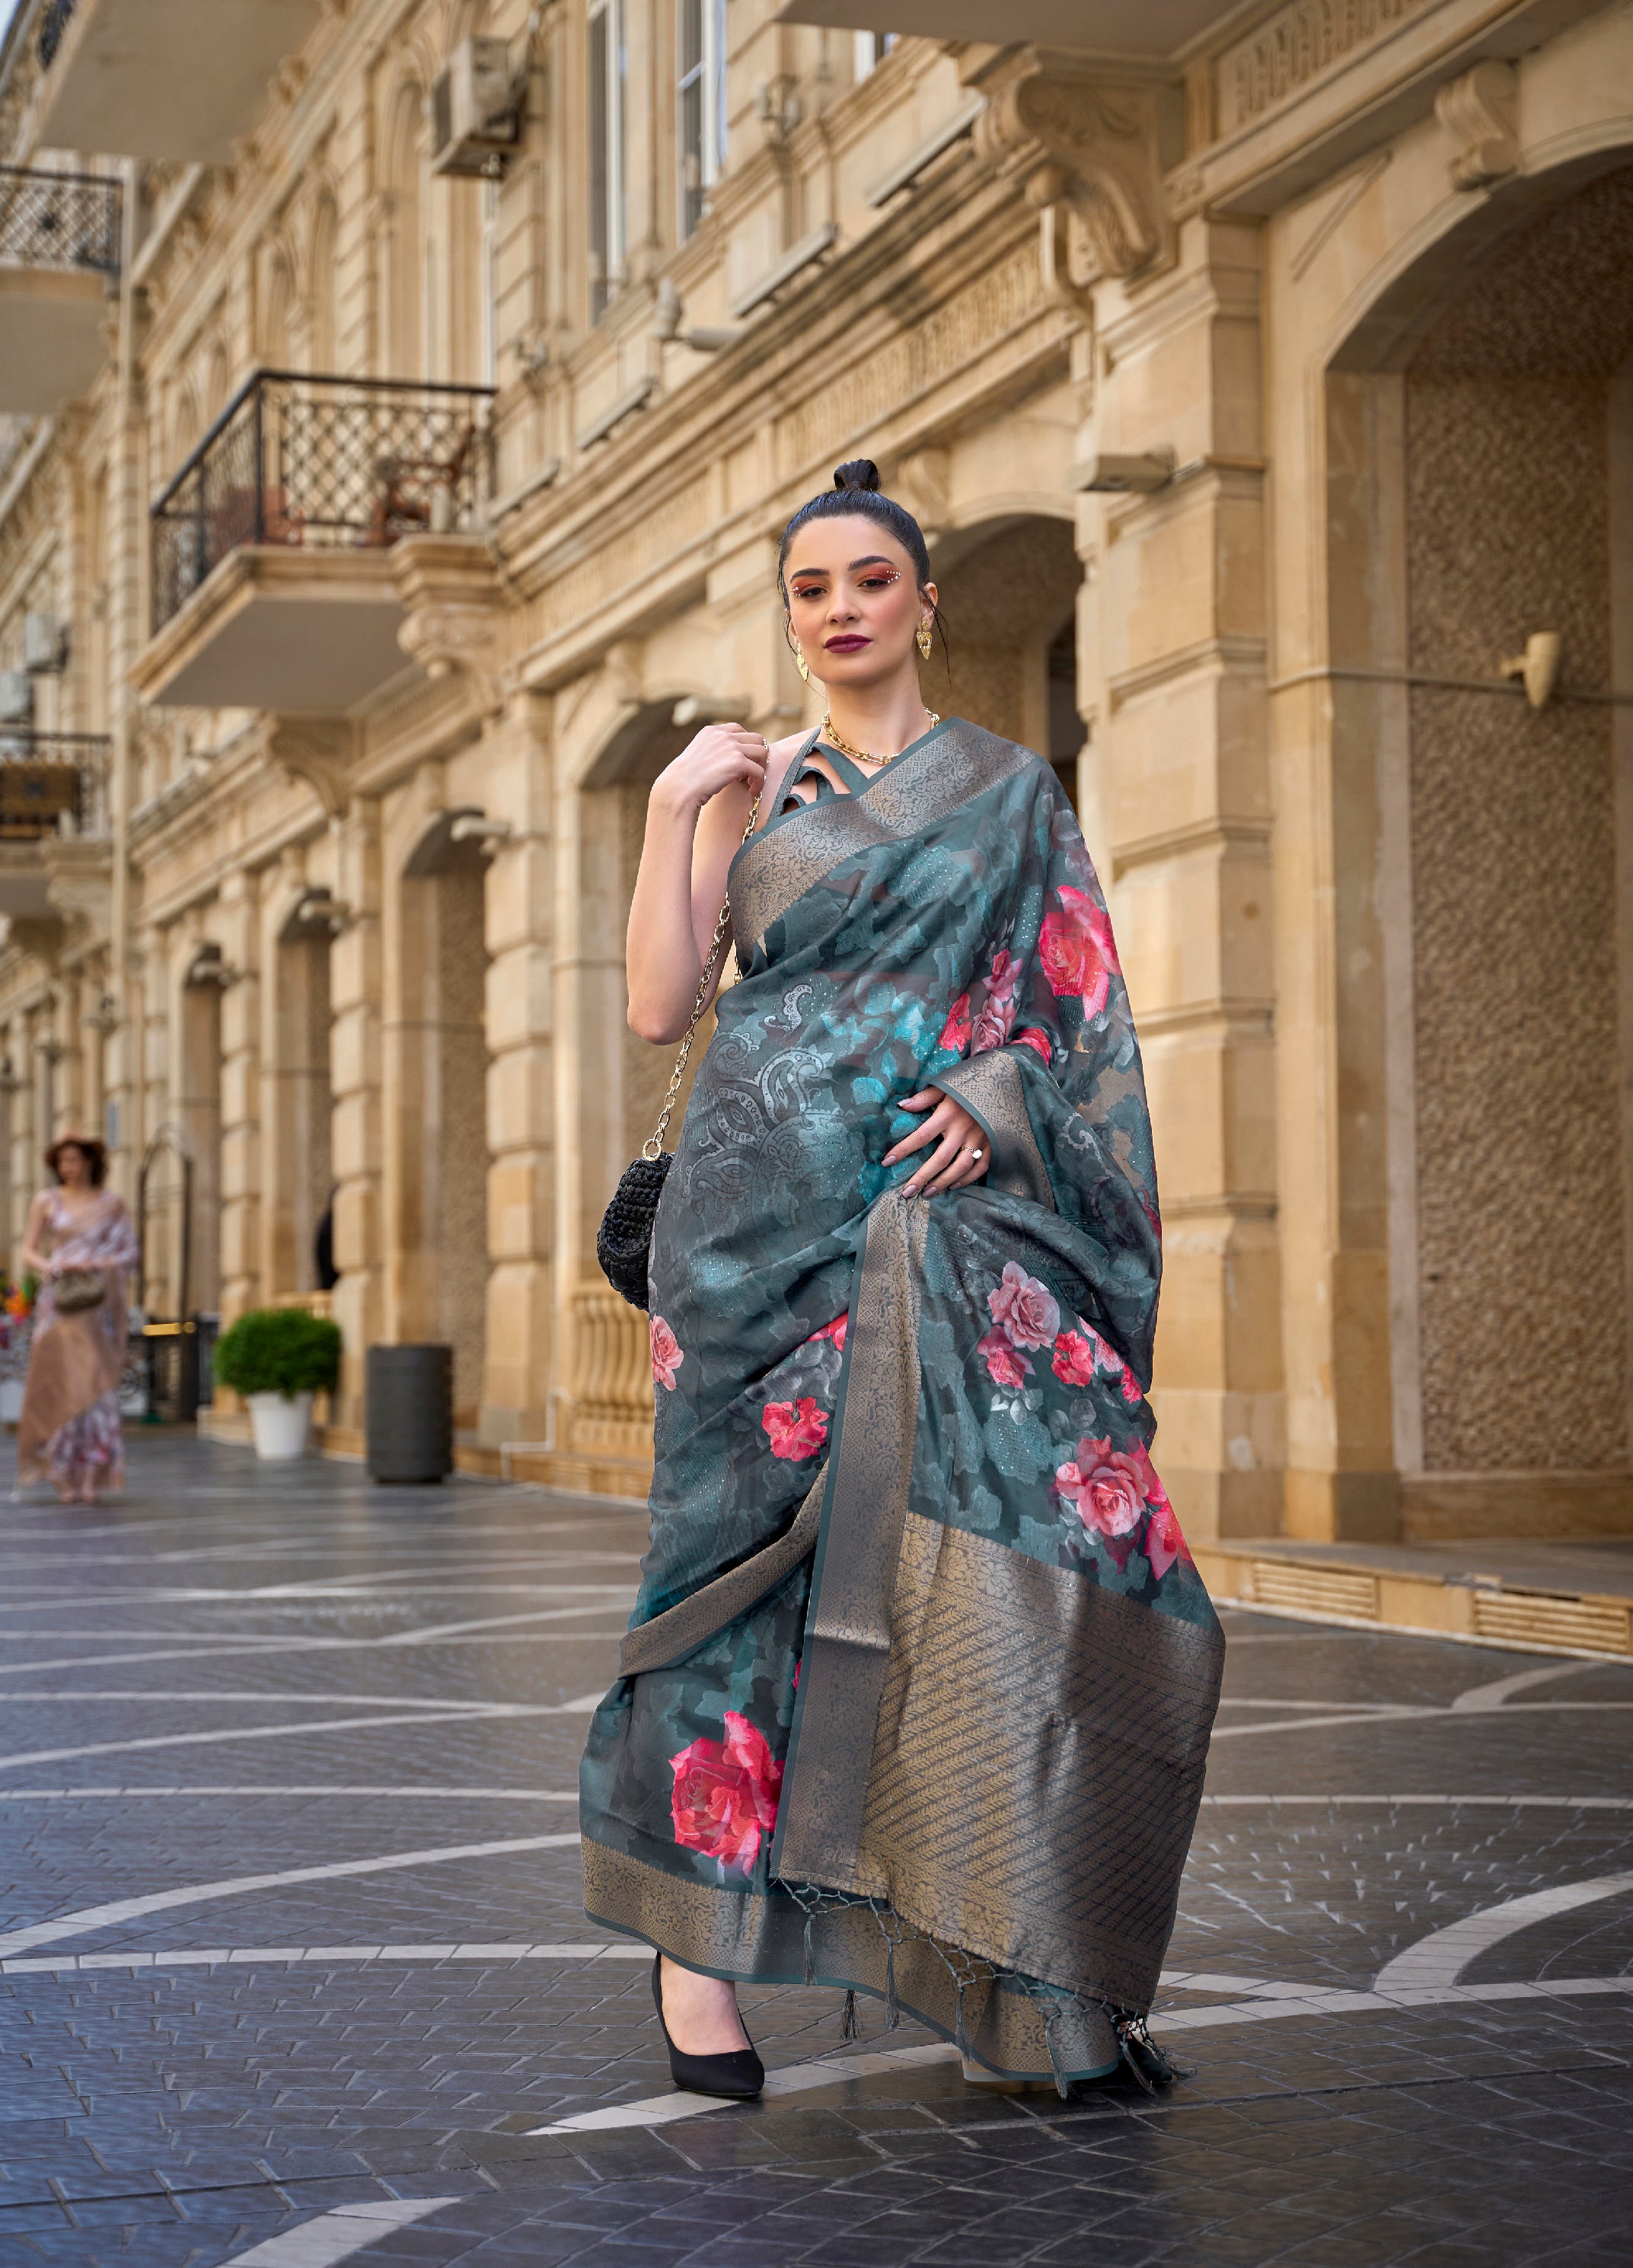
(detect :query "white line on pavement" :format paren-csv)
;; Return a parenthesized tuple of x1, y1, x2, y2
(0, 1692, 602, 1770)
(530, 2043, 959, 2134)
(1450, 1660, 1609, 1711)
(1159, 1976, 1633, 2030)
(0, 1692, 543, 1707)
(525, 1977, 1633, 2137)
(1373, 1870, 1633, 1991)
(0, 1832, 583, 1960)
(0, 1603, 633, 1677)
(223, 2196, 460, 2265)
(1198, 1792, 1633, 1807)
(0, 1785, 582, 1801)
(3, 1940, 648, 1973)
(1208, 1701, 1633, 1739)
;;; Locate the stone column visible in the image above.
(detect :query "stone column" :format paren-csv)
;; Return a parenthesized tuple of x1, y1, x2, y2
(215, 868, 261, 1325)
(480, 693, 554, 1445)
(1086, 213, 1283, 1542)
(328, 796, 384, 1438)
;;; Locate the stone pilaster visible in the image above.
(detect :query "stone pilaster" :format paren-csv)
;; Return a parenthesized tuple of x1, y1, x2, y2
(215, 869, 261, 1325)
(479, 694, 554, 1445)
(1086, 215, 1283, 1541)
(328, 797, 384, 1437)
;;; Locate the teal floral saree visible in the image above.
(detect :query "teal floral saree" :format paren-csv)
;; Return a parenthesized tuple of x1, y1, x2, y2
(581, 717, 1224, 2083)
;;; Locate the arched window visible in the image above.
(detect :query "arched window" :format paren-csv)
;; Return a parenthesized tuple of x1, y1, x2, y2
(309, 193, 339, 371)
(384, 81, 425, 374)
(262, 251, 295, 367)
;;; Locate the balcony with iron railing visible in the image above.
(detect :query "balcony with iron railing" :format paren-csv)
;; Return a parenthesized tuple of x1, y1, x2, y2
(36, 0, 324, 166)
(136, 370, 498, 713)
(0, 164, 120, 413)
(0, 729, 113, 919)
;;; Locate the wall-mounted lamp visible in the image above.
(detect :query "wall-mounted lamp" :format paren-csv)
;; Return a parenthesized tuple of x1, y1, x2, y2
(672, 695, 752, 729)
(1499, 631, 1562, 710)
(653, 276, 743, 355)
(1067, 451, 1175, 496)
(448, 814, 512, 848)
(185, 943, 240, 988)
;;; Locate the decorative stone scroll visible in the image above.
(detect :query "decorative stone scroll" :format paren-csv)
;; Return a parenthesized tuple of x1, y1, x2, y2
(392, 534, 509, 714)
(1434, 60, 1519, 192)
(971, 52, 1177, 291)
(262, 717, 357, 818)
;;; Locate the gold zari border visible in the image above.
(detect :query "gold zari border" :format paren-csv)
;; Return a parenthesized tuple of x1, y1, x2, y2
(582, 1839, 1121, 2082)
(619, 1469, 826, 1675)
(729, 719, 1036, 949)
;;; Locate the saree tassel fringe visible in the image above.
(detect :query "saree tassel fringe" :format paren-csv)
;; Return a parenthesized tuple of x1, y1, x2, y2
(1042, 2006, 1071, 2101)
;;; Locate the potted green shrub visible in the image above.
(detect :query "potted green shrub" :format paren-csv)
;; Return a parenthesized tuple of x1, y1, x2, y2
(214, 1306, 343, 1460)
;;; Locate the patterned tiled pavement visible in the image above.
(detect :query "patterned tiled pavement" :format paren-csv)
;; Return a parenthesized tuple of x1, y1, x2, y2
(2, 1437, 1631, 2267)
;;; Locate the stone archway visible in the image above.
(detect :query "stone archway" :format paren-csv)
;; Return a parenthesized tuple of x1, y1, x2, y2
(930, 512, 1084, 805)
(1327, 158, 1633, 1540)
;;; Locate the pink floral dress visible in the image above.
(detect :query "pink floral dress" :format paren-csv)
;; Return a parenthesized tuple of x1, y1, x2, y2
(18, 1191, 139, 1490)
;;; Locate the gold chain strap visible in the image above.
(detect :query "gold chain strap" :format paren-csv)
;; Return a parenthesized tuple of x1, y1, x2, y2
(641, 793, 761, 1163)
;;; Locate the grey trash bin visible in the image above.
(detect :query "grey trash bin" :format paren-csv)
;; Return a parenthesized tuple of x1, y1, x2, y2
(366, 1343, 453, 1482)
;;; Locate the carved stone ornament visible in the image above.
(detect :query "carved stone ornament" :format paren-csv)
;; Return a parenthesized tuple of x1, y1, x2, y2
(972, 54, 1176, 292)
(397, 603, 506, 711)
(262, 718, 356, 818)
(391, 535, 509, 715)
(1434, 59, 1519, 193)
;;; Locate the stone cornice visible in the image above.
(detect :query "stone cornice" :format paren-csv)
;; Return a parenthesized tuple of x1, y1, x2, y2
(1172, 0, 1601, 217)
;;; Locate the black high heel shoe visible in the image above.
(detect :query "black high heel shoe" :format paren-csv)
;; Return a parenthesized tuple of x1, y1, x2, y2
(652, 1954, 764, 2101)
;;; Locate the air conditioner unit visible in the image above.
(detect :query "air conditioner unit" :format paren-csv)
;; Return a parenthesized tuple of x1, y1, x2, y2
(24, 611, 68, 675)
(432, 37, 520, 177)
(0, 669, 34, 724)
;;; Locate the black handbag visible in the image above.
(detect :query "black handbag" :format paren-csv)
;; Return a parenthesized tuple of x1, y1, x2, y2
(597, 794, 761, 1308)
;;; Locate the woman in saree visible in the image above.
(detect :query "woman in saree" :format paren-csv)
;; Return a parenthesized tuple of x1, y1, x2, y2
(580, 461, 1224, 2098)
(18, 1133, 139, 1504)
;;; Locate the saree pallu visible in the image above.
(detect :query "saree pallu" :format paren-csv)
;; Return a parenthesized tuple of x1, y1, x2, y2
(580, 718, 1224, 2082)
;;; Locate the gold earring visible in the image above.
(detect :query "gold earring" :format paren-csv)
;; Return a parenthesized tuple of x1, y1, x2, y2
(796, 649, 810, 683)
(917, 622, 933, 660)
(785, 621, 810, 683)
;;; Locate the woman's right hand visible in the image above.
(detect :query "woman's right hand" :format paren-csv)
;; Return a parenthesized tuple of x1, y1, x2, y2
(653, 724, 769, 821)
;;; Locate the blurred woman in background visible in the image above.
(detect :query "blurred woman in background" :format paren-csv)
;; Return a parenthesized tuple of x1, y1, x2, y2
(18, 1133, 139, 1504)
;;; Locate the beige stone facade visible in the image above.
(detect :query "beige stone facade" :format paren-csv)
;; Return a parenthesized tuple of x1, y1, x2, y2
(1, 0, 1631, 1542)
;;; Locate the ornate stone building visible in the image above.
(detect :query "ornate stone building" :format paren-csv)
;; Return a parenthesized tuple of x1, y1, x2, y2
(0, 0, 1629, 1549)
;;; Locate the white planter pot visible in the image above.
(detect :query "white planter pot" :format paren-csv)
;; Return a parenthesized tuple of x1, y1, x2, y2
(246, 1389, 314, 1461)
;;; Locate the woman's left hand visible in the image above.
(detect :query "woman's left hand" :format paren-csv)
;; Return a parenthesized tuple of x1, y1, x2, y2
(885, 1087, 990, 1196)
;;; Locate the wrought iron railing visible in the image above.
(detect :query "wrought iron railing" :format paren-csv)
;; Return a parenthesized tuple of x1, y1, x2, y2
(0, 164, 120, 275)
(150, 370, 497, 635)
(37, 0, 78, 72)
(0, 730, 110, 839)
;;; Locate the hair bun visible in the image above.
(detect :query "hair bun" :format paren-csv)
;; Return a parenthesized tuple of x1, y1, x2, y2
(832, 458, 882, 494)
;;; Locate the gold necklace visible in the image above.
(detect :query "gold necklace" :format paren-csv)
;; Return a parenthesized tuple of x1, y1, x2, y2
(820, 708, 939, 767)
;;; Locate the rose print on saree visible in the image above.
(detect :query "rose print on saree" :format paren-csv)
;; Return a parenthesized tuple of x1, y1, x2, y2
(649, 1315, 684, 1391)
(670, 1710, 784, 1873)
